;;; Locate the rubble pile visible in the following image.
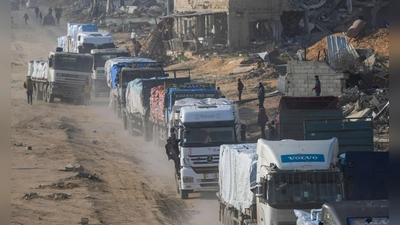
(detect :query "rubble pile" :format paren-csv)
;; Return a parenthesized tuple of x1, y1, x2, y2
(340, 88, 389, 132)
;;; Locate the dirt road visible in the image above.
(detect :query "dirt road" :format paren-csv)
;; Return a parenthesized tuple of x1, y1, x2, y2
(11, 8, 220, 225)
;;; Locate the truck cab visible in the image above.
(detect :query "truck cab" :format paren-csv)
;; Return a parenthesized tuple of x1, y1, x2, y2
(77, 32, 115, 54)
(254, 138, 343, 225)
(90, 48, 130, 97)
(45, 51, 93, 103)
(173, 99, 243, 199)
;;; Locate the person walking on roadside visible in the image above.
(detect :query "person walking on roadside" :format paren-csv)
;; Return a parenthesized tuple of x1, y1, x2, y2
(82, 80, 91, 106)
(312, 75, 321, 96)
(23, 13, 29, 25)
(35, 6, 39, 18)
(134, 41, 142, 57)
(237, 78, 244, 101)
(258, 82, 265, 108)
(48, 6, 53, 16)
(257, 107, 269, 139)
(39, 11, 43, 24)
(267, 121, 276, 140)
(165, 138, 180, 176)
(23, 76, 36, 105)
(131, 29, 137, 45)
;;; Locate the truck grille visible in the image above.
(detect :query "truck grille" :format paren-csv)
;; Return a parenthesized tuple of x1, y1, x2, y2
(190, 154, 219, 165)
(199, 183, 218, 187)
(192, 167, 218, 174)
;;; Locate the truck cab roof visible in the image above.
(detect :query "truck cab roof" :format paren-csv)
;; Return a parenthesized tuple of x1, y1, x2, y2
(49, 51, 92, 58)
(77, 31, 111, 37)
(256, 138, 339, 171)
(179, 105, 234, 123)
(90, 48, 130, 54)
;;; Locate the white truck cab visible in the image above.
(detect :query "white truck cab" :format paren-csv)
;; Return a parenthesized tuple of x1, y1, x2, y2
(173, 100, 242, 199)
(76, 32, 115, 54)
(255, 138, 343, 225)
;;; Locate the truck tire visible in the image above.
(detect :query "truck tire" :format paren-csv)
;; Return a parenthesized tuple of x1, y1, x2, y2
(35, 89, 43, 100)
(153, 125, 158, 146)
(123, 115, 128, 130)
(227, 209, 234, 225)
(180, 190, 189, 199)
(43, 89, 47, 102)
(49, 94, 54, 103)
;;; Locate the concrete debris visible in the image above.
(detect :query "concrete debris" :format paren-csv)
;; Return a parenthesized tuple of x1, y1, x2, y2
(14, 142, 22, 146)
(59, 164, 82, 172)
(81, 218, 89, 225)
(340, 88, 389, 137)
(75, 171, 100, 181)
(233, 66, 254, 74)
(22, 192, 39, 200)
(83, 195, 97, 199)
(26, 146, 32, 150)
(46, 193, 70, 200)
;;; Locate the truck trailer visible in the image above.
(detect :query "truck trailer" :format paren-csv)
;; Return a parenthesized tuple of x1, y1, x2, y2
(105, 57, 167, 118)
(218, 138, 343, 225)
(90, 48, 131, 97)
(29, 50, 93, 103)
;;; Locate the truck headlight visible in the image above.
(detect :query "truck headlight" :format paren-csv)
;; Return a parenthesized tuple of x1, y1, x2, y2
(182, 176, 194, 183)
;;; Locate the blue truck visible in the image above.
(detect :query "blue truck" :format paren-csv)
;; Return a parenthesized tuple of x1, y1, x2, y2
(124, 76, 220, 144)
(105, 57, 167, 119)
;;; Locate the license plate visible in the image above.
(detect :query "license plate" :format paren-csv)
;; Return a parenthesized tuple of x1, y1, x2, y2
(204, 173, 218, 179)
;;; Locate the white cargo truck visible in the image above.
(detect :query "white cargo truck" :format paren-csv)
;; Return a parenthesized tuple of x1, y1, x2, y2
(29, 50, 93, 103)
(218, 138, 344, 225)
(90, 48, 131, 97)
(170, 98, 246, 199)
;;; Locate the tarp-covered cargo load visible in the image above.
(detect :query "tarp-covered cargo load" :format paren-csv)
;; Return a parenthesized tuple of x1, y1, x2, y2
(219, 143, 257, 214)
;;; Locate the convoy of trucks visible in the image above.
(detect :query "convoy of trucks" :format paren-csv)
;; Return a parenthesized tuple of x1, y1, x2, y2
(26, 17, 388, 222)
(90, 48, 131, 97)
(29, 50, 93, 103)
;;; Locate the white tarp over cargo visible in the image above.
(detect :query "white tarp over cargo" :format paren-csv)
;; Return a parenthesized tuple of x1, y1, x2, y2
(125, 79, 145, 115)
(30, 60, 48, 80)
(57, 36, 68, 52)
(219, 143, 258, 214)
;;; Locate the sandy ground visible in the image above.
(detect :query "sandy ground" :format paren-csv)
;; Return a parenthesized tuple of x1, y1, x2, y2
(11, 8, 222, 225)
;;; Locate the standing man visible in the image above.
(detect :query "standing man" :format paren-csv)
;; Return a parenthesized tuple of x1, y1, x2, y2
(258, 82, 265, 108)
(23, 76, 36, 104)
(134, 41, 142, 57)
(237, 78, 244, 101)
(131, 29, 137, 45)
(257, 107, 269, 139)
(35, 6, 39, 18)
(48, 6, 53, 16)
(39, 11, 43, 24)
(165, 138, 180, 176)
(217, 86, 224, 98)
(82, 80, 91, 106)
(23, 13, 29, 25)
(312, 75, 321, 96)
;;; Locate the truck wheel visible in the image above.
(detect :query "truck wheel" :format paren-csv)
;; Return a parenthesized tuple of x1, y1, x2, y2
(153, 125, 158, 146)
(180, 190, 189, 199)
(123, 115, 128, 130)
(43, 89, 47, 102)
(175, 172, 180, 194)
(35, 90, 43, 100)
(227, 209, 234, 225)
(49, 94, 54, 103)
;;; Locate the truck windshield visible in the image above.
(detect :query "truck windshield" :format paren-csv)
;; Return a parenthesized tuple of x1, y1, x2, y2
(182, 126, 236, 147)
(267, 172, 343, 209)
(54, 55, 92, 72)
(94, 53, 130, 68)
(121, 71, 164, 88)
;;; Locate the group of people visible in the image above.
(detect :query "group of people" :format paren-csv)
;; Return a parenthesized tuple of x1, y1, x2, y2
(237, 75, 322, 140)
(131, 29, 142, 57)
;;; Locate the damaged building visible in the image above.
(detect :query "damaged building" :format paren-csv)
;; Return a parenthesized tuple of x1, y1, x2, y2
(158, 0, 301, 50)
(144, 0, 389, 53)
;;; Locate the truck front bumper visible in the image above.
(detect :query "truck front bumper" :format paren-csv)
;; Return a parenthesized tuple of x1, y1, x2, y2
(50, 83, 83, 99)
(180, 167, 219, 192)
